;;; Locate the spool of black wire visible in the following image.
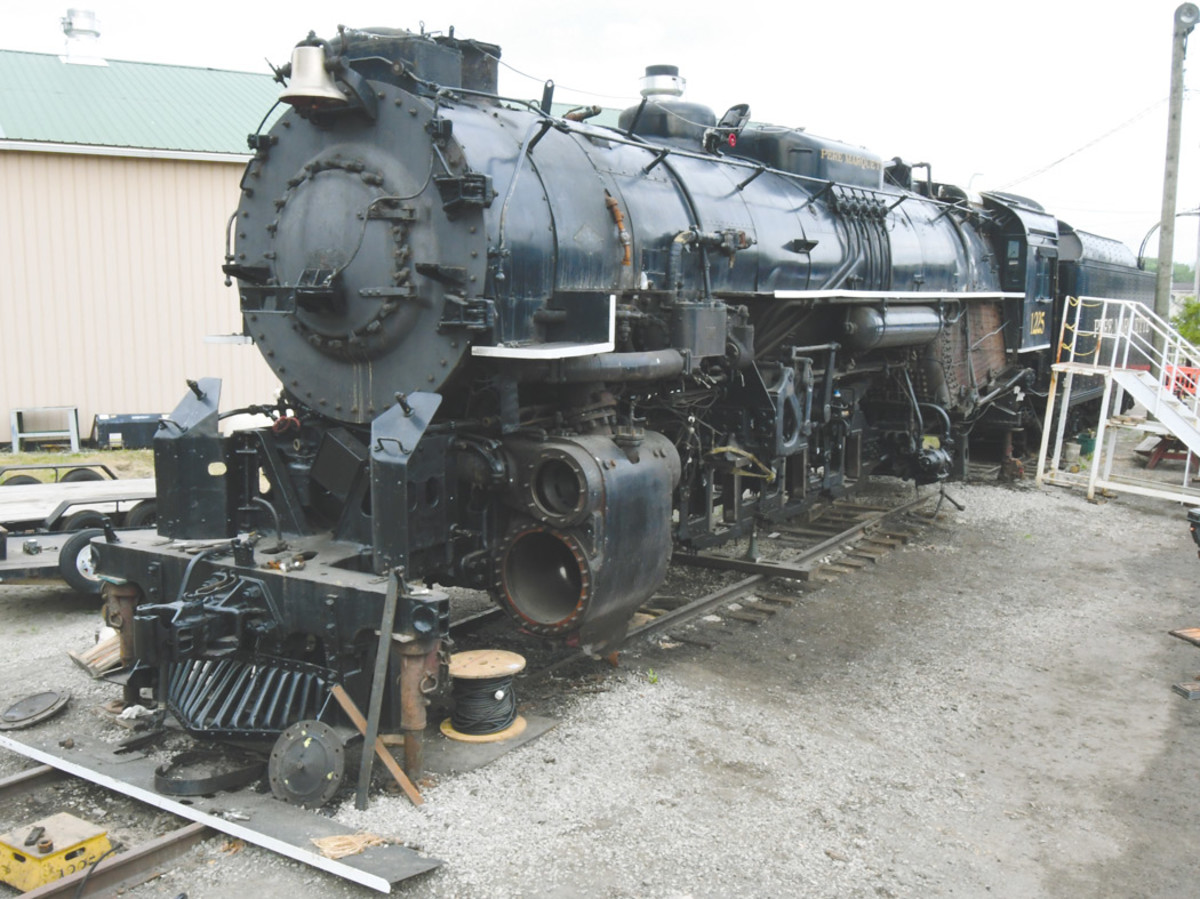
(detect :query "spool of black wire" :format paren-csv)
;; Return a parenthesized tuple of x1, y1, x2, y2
(441, 650, 528, 742)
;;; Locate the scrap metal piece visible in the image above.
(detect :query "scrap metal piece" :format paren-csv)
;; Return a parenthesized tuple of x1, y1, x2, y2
(154, 748, 266, 796)
(0, 691, 70, 731)
(268, 719, 345, 808)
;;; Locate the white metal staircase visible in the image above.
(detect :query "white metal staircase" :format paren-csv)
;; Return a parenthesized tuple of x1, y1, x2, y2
(1036, 295, 1200, 503)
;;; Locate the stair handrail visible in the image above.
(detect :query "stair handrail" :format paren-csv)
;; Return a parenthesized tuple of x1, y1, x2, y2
(1061, 295, 1200, 422)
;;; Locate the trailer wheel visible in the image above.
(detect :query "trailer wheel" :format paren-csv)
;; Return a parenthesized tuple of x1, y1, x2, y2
(60, 510, 109, 531)
(59, 528, 104, 594)
(1, 475, 38, 486)
(125, 500, 157, 528)
(60, 468, 104, 483)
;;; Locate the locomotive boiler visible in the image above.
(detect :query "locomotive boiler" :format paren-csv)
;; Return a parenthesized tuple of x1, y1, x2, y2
(93, 25, 1152, 757)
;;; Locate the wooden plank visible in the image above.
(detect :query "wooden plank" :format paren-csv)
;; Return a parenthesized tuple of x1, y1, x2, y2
(755, 592, 797, 605)
(740, 600, 778, 615)
(67, 634, 122, 678)
(828, 558, 867, 570)
(1170, 627, 1200, 647)
(329, 685, 423, 807)
(725, 610, 768, 625)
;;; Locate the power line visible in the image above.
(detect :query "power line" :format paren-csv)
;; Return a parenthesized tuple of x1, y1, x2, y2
(998, 95, 1176, 190)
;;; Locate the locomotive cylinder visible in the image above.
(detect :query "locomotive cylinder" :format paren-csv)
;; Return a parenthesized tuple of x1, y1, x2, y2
(494, 431, 680, 650)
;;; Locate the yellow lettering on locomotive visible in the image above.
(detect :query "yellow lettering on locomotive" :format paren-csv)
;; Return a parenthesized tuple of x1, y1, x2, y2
(1030, 310, 1047, 336)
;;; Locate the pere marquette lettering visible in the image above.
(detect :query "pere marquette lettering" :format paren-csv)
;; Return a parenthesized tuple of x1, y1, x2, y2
(819, 148, 884, 171)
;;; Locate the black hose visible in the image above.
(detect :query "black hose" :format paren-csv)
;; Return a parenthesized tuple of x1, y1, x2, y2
(73, 844, 121, 899)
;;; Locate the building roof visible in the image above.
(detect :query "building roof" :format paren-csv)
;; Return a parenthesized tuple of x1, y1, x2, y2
(0, 48, 628, 158)
(0, 50, 279, 156)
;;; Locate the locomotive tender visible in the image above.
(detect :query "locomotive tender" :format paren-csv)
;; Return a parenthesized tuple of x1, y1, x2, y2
(94, 26, 1152, 750)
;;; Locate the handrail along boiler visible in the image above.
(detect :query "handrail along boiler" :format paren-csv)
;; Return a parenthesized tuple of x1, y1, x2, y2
(93, 26, 1153, 750)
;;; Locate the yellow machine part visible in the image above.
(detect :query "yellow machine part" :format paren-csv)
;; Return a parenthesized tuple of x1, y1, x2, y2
(0, 812, 111, 891)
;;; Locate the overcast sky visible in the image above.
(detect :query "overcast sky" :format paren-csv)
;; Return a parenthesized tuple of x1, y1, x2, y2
(5, 0, 1200, 264)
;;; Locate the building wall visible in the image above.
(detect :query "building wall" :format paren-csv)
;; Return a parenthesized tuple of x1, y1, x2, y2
(0, 150, 280, 445)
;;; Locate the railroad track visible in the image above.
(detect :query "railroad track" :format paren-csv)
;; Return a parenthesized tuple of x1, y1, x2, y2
(454, 488, 946, 680)
(629, 491, 936, 638)
(0, 763, 208, 898)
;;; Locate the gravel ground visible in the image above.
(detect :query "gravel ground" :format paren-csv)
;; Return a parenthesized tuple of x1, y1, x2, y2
(3, 453, 1200, 898)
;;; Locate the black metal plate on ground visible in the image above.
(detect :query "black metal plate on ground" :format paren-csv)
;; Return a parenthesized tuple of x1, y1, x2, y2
(0, 691, 70, 730)
(269, 719, 345, 807)
(421, 714, 556, 776)
(0, 728, 441, 893)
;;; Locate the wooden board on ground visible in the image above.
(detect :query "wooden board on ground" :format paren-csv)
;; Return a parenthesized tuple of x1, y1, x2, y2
(755, 592, 798, 605)
(1173, 681, 1200, 699)
(725, 610, 768, 625)
(740, 600, 778, 615)
(1169, 627, 1200, 647)
(68, 634, 122, 678)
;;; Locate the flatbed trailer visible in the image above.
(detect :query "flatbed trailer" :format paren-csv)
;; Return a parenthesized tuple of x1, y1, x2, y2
(0, 477, 155, 532)
(0, 476, 157, 593)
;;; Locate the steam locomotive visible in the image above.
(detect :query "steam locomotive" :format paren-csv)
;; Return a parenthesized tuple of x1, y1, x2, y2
(93, 26, 1152, 754)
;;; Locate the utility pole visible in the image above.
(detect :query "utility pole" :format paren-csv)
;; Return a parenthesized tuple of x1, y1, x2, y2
(1195, 203, 1200, 298)
(1156, 3, 1200, 319)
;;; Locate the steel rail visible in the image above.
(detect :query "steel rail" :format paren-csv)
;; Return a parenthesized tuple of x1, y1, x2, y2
(0, 764, 212, 897)
(671, 493, 931, 581)
(21, 823, 210, 898)
(619, 493, 933, 646)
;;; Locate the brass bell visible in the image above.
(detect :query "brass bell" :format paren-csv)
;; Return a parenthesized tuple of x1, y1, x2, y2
(279, 45, 346, 108)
